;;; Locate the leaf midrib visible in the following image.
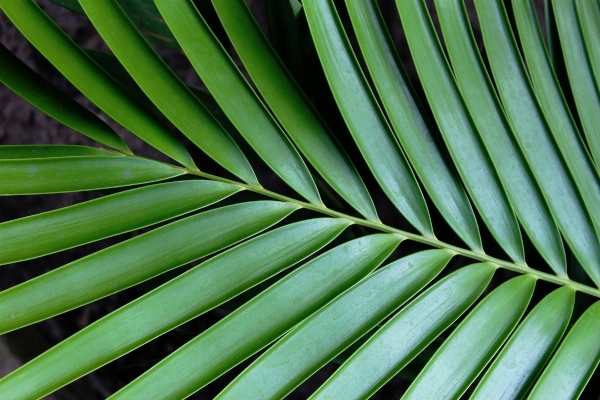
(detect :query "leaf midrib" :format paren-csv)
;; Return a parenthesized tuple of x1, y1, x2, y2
(112, 152, 600, 298)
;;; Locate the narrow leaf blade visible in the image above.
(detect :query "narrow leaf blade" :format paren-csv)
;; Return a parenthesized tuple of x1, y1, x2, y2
(303, 0, 432, 235)
(155, 0, 320, 203)
(472, 286, 575, 399)
(311, 263, 496, 399)
(511, 0, 600, 266)
(344, 0, 481, 251)
(576, 0, 600, 102)
(0, 0, 196, 169)
(49, 0, 179, 49)
(0, 145, 120, 159)
(0, 43, 129, 153)
(218, 250, 453, 399)
(0, 156, 183, 195)
(403, 275, 536, 399)
(553, 0, 600, 167)
(0, 217, 347, 399)
(212, 0, 377, 220)
(474, 0, 600, 285)
(114, 234, 402, 399)
(529, 300, 600, 400)
(434, 0, 565, 274)
(396, 0, 523, 261)
(512, 0, 600, 218)
(0, 201, 297, 334)
(0, 180, 239, 265)
(77, 0, 256, 183)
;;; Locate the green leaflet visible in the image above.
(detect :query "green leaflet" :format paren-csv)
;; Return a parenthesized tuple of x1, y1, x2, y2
(434, 0, 565, 274)
(82, 48, 243, 149)
(0, 180, 239, 265)
(0, 217, 347, 399)
(396, 0, 523, 262)
(217, 250, 453, 399)
(403, 275, 536, 399)
(82, 48, 168, 120)
(529, 300, 600, 399)
(76, 0, 257, 183)
(0, 145, 119, 159)
(513, 0, 600, 244)
(154, 0, 320, 204)
(512, 0, 600, 236)
(552, 0, 600, 168)
(333, 332, 442, 382)
(344, 0, 481, 251)
(0, 0, 195, 169)
(303, 0, 432, 234)
(103, 0, 179, 50)
(474, 0, 600, 286)
(49, 0, 179, 49)
(1, 1, 600, 398)
(0, 44, 129, 153)
(0, 155, 183, 195)
(311, 262, 495, 399)
(112, 234, 402, 399)
(577, 0, 600, 103)
(212, 0, 377, 220)
(0, 201, 296, 334)
(472, 286, 575, 399)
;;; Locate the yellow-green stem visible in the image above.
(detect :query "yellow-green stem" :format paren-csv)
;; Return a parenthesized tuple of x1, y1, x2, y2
(148, 159, 600, 299)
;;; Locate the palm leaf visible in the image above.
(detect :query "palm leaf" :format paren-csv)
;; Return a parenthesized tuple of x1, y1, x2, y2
(0, 0, 599, 398)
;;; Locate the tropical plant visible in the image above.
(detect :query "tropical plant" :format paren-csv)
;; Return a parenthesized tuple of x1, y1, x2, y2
(0, 0, 599, 398)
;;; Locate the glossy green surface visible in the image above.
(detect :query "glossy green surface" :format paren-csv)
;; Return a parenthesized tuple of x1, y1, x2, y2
(0, 180, 239, 265)
(303, 0, 431, 235)
(552, 0, 600, 168)
(513, 0, 600, 240)
(512, 0, 600, 230)
(81, 49, 239, 145)
(49, 0, 179, 49)
(0, 201, 296, 334)
(0, 217, 345, 399)
(114, 234, 401, 399)
(434, 0, 565, 274)
(0, 145, 119, 159)
(474, 0, 600, 285)
(345, 0, 480, 251)
(212, 0, 377, 220)
(403, 275, 535, 399)
(77, 0, 256, 182)
(0, 0, 195, 169)
(577, 0, 600, 112)
(155, 0, 320, 204)
(1, 1, 600, 398)
(396, 0, 523, 263)
(312, 263, 496, 399)
(529, 300, 600, 399)
(472, 286, 574, 399)
(0, 44, 129, 153)
(0, 155, 183, 195)
(218, 250, 453, 399)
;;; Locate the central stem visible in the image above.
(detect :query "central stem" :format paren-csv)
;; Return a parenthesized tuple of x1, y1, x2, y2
(175, 167, 600, 298)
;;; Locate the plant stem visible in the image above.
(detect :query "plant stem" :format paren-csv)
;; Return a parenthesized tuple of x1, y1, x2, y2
(167, 164, 600, 298)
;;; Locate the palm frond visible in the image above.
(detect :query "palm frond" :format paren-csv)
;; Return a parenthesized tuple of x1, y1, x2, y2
(0, 0, 599, 398)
